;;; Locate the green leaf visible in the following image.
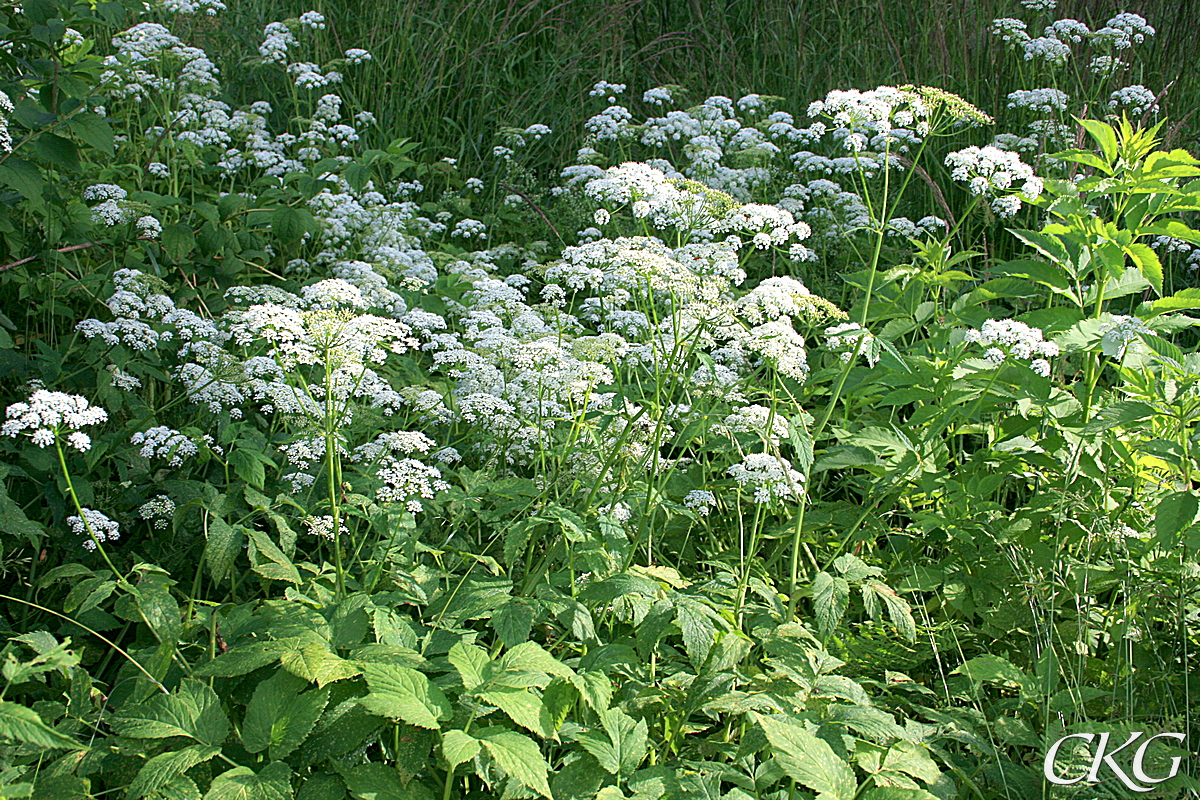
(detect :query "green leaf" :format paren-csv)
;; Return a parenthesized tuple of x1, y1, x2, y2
(241, 672, 329, 760)
(161, 224, 196, 261)
(1140, 288, 1200, 317)
(757, 713, 856, 800)
(278, 638, 359, 687)
(479, 688, 546, 738)
(441, 730, 480, 768)
(204, 763, 292, 800)
(194, 640, 284, 677)
(67, 113, 115, 155)
(491, 597, 535, 649)
(272, 206, 305, 245)
(127, 744, 221, 800)
(1079, 118, 1118, 164)
(0, 157, 46, 209)
(247, 527, 301, 585)
(447, 641, 489, 691)
(1155, 491, 1199, 544)
(858, 790, 941, 800)
(34, 133, 80, 173)
(111, 679, 229, 746)
(812, 572, 850, 637)
(951, 655, 1031, 698)
(359, 663, 450, 729)
(1080, 401, 1157, 435)
(204, 516, 243, 583)
(136, 579, 181, 644)
(881, 740, 941, 784)
(479, 730, 552, 798)
(0, 701, 84, 750)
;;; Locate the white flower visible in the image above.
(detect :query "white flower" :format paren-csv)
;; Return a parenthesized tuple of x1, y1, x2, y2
(727, 453, 805, 504)
(683, 489, 716, 515)
(299, 10, 326, 29)
(139, 495, 175, 529)
(964, 319, 1059, 372)
(344, 48, 371, 64)
(3, 391, 107, 449)
(1098, 315, 1152, 358)
(67, 508, 120, 551)
(304, 515, 348, 540)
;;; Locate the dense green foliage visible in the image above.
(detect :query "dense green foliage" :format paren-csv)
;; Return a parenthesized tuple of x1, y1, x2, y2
(2, 1, 1200, 799)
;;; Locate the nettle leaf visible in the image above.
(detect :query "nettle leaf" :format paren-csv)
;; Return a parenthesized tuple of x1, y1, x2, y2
(205, 762, 293, 800)
(951, 655, 1032, 698)
(343, 763, 414, 800)
(757, 713, 857, 800)
(204, 516, 243, 584)
(447, 641, 489, 692)
(674, 595, 721, 667)
(247, 526, 301, 585)
(194, 640, 285, 677)
(359, 663, 450, 729)
(111, 679, 229, 745)
(0, 701, 84, 750)
(478, 687, 547, 738)
(858, 789, 941, 800)
(127, 744, 221, 800)
(573, 707, 648, 777)
(813, 572, 850, 637)
(441, 729, 480, 768)
(278, 637, 359, 687)
(241, 671, 329, 759)
(479, 729, 552, 798)
(1155, 491, 1199, 544)
(491, 597, 535, 649)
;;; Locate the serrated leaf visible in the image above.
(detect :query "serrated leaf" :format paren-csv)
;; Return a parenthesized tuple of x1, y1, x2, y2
(278, 639, 359, 687)
(127, 744, 220, 800)
(1155, 491, 1199, 544)
(359, 664, 450, 729)
(1080, 401, 1157, 435)
(241, 673, 328, 759)
(204, 516, 242, 583)
(674, 596, 718, 667)
(441, 730, 479, 768)
(858, 789, 941, 800)
(247, 527, 300, 585)
(273, 206, 305, 245)
(204, 763, 292, 800)
(193, 640, 284, 677)
(161, 224, 196, 261)
(757, 713, 856, 800)
(491, 598, 535, 649)
(479, 688, 546, 738)
(111, 679, 228, 745)
(479, 730, 552, 798)
(813, 572, 850, 637)
(68, 113, 115, 155)
(446, 641, 489, 691)
(0, 701, 84, 750)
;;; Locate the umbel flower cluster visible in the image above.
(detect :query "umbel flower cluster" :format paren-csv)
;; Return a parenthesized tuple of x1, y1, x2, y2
(2, 390, 108, 451)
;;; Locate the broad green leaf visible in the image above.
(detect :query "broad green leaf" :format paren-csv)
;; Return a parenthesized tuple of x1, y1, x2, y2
(757, 713, 856, 800)
(343, 763, 429, 800)
(446, 641, 489, 691)
(194, 640, 284, 677)
(241, 672, 328, 759)
(0, 701, 84, 750)
(491, 598, 535, 649)
(479, 730, 552, 798)
(127, 744, 220, 800)
(1078, 118, 1118, 164)
(813, 572, 850, 636)
(881, 740, 941, 784)
(204, 763, 292, 800)
(247, 527, 301, 585)
(273, 206, 305, 245)
(674, 596, 719, 667)
(359, 664, 450, 728)
(161, 224, 196, 261)
(204, 516, 243, 583)
(278, 638, 359, 687)
(479, 687, 546, 738)
(1140, 288, 1200, 317)
(1155, 491, 1199, 544)
(859, 790, 941, 800)
(136, 579, 181, 644)
(441, 730, 480, 768)
(951, 655, 1030, 698)
(111, 679, 228, 745)
(68, 113, 115, 155)
(1080, 401, 1157, 435)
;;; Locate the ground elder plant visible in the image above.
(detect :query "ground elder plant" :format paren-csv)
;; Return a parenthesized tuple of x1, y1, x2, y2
(2, 0, 1200, 799)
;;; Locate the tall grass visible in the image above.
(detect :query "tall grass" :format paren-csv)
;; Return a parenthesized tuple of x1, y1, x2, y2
(215, 0, 1200, 166)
